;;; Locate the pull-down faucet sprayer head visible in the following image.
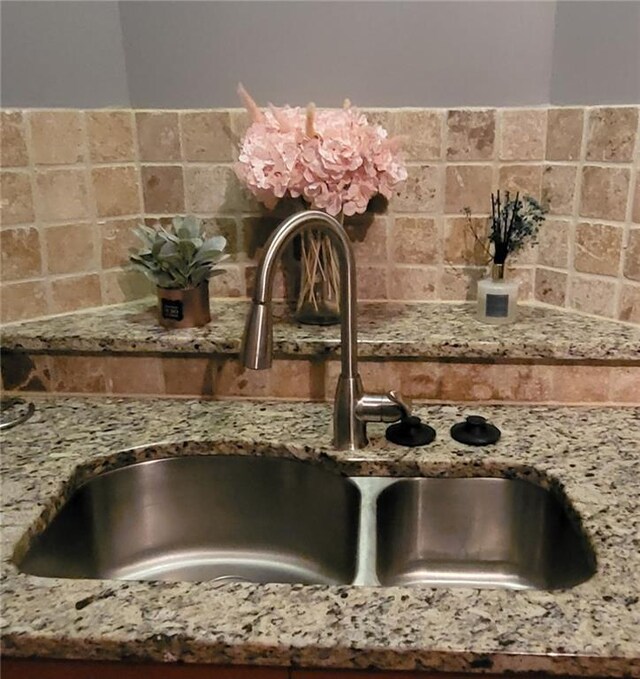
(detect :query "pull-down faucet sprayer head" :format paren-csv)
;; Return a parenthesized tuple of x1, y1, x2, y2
(242, 301, 273, 370)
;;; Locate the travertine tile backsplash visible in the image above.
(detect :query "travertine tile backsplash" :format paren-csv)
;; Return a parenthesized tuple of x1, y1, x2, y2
(1, 106, 638, 325)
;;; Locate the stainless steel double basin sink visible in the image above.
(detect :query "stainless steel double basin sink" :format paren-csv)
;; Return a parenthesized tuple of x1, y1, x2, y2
(18, 456, 596, 590)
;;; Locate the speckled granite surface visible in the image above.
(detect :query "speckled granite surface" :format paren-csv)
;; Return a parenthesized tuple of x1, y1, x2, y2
(2, 299, 639, 362)
(2, 396, 639, 675)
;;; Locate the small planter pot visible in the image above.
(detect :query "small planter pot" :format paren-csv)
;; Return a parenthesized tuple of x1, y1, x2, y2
(157, 282, 211, 329)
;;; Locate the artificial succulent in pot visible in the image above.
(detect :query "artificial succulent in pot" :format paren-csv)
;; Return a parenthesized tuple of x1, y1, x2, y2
(130, 216, 228, 329)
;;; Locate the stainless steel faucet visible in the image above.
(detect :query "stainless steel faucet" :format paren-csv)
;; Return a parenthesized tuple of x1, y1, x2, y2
(242, 209, 412, 450)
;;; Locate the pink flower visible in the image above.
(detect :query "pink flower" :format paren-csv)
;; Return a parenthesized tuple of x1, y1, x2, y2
(235, 91, 407, 217)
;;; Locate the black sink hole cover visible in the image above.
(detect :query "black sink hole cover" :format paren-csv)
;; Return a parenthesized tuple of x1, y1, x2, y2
(450, 415, 501, 446)
(386, 416, 436, 447)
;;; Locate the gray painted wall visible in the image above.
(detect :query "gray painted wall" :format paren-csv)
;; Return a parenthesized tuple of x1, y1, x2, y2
(1, 1, 130, 108)
(551, 1, 640, 105)
(119, 1, 555, 108)
(1, 1, 639, 108)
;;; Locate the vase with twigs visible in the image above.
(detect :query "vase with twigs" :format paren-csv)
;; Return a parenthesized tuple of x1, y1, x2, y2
(234, 84, 407, 324)
(464, 190, 546, 325)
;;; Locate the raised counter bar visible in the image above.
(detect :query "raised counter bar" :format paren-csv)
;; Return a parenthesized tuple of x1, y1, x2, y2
(2, 299, 640, 362)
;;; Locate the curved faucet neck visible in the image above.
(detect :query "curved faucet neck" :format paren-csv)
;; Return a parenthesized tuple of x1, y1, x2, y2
(251, 210, 359, 379)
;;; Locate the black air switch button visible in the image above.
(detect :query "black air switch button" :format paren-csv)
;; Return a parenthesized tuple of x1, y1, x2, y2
(451, 415, 501, 446)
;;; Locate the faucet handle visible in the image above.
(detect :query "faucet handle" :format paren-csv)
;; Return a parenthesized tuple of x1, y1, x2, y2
(355, 390, 412, 423)
(387, 390, 412, 420)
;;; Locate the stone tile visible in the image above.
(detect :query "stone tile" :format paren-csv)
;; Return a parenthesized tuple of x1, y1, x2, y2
(537, 219, 570, 269)
(210, 265, 245, 298)
(446, 109, 495, 160)
(101, 218, 140, 269)
(181, 111, 235, 162)
(136, 112, 181, 162)
(241, 215, 282, 261)
(440, 266, 484, 301)
(498, 165, 542, 200)
(534, 268, 567, 307)
(551, 365, 611, 403)
(508, 241, 538, 267)
(633, 175, 640, 224)
(0, 112, 28, 167)
(346, 361, 389, 398)
(29, 111, 84, 165)
(505, 364, 555, 403)
(0, 227, 41, 280)
(141, 165, 184, 214)
(107, 356, 165, 395)
(579, 166, 630, 221)
(0, 281, 48, 323)
(215, 358, 271, 397)
(92, 166, 141, 218)
(541, 165, 577, 216)
(49, 355, 108, 393)
(585, 107, 638, 162)
(624, 229, 640, 282)
(0, 352, 51, 391)
(444, 165, 493, 214)
(185, 166, 257, 214)
(396, 361, 443, 400)
(101, 269, 154, 305)
(86, 111, 135, 163)
(609, 367, 640, 403)
(388, 266, 437, 300)
(619, 284, 640, 324)
(574, 222, 623, 276)
(357, 264, 388, 300)
(390, 165, 442, 213)
(499, 109, 546, 161)
(394, 111, 442, 161)
(162, 357, 216, 397)
(568, 275, 616, 318)
(438, 363, 504, 402)
(344, 215, 388, 264)
(361, 109, 396, 135)
(45, 223, 96, 275)
(392, 217, 438, 265)
(244, 262, 290, 300)
(201, 216, 238, 256)
(229, 109, 252, 148)
(269, 359, 319, 399)
(506, 266, 534, 300)
(1, 171, 34, 225)
(443, 216, 489, 266)
(545, 108, 584, 161)
(36, 169, 88, 221)
(50, 273, 102, 314)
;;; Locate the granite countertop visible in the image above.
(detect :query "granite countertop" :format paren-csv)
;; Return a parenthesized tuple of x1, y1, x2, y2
(2, 299, 640, 362)
(2, 396, 639, 676)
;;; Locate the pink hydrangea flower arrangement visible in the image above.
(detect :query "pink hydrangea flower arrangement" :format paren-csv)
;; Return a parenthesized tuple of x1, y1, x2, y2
(235, 85, 407, 217)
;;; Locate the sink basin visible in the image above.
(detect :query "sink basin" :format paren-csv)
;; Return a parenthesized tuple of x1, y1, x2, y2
(17, 456, 595, 591)
(18, 456, 360, 585)
(375, 478, 595, 590)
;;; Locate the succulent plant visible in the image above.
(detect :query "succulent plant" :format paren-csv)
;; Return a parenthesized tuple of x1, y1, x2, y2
(130, 216, 229, 289)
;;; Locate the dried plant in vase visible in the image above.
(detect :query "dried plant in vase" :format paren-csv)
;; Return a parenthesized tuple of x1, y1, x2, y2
(235, 84, 407, 324)
(464, 191, 546, 325)
(130, 216, 228, 329)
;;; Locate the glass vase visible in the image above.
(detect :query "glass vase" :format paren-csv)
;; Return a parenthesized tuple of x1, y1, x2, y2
(295, 221, 341, 326)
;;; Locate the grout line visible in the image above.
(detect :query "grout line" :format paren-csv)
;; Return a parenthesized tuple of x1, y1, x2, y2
(21, 110, 55, 316)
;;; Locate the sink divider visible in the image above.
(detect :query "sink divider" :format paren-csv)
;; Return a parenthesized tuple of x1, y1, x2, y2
(349, 476, 398, 586)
